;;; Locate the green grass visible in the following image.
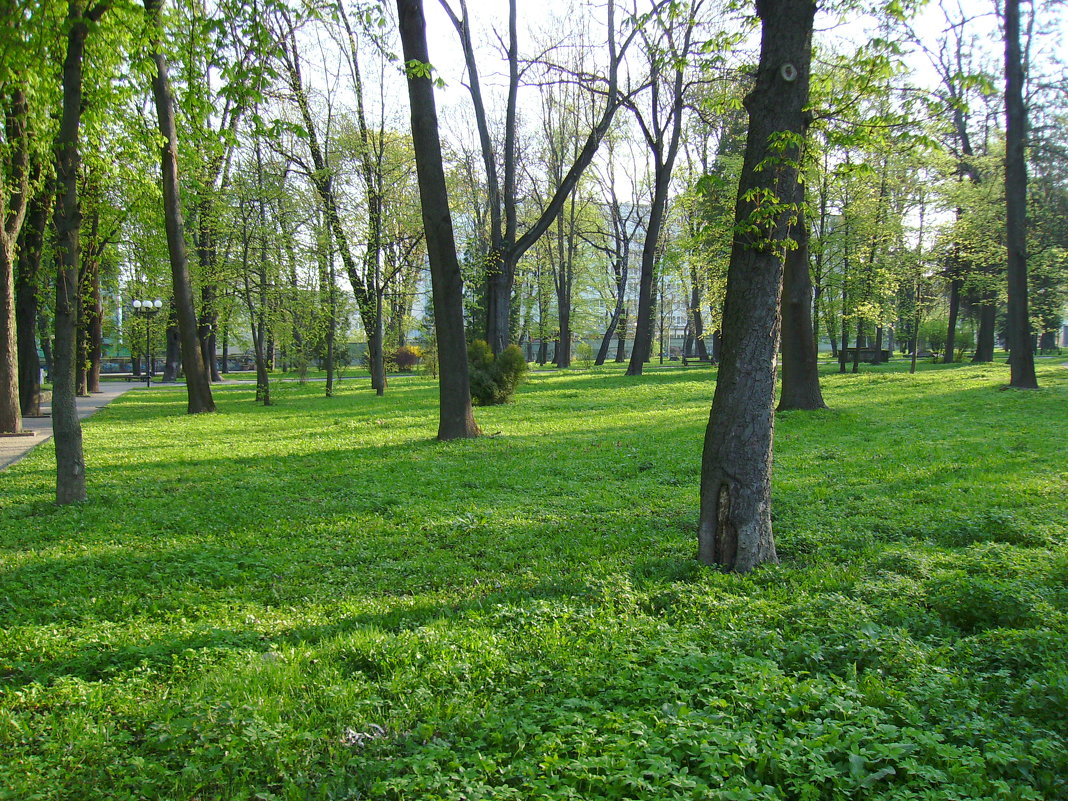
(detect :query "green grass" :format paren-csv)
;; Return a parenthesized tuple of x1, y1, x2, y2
(2, 359, 1067, 800)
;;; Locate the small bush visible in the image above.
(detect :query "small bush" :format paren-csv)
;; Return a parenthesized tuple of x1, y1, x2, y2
(577, 341, 594, 369)
(393, 345, 422, 371)
(468, 340, 528, 405)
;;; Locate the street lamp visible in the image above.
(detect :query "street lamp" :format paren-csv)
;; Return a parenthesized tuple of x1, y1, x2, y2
(131, 299, 164, 385)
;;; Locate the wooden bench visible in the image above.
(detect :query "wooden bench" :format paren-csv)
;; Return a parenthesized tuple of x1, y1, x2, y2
(681, 355, 714, 366)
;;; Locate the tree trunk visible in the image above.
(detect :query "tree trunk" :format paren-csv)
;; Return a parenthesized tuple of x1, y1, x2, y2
(16, 188, 48, 416)
(972, 292, 996, 362)
(778, 202, 826, 410)
(38, 310, 52, 380)
(162, 321, 180, 382)
(53, 3, 109, 505)
(85, 256, 103, 392)
(0, 245, 23, 433)
(144, 0, 215, 413)
(944, 275, 961, 364)
(1003, 0, 1037, 388)
(615, 307, 628, 362)
(872, 325, 884, 365)
(0, 88, 30, 434)
(698, 0, 814, 572)
(199, 284, 222, 382)
(397, 0, 479, 439)
(595, 298, 624, 366)
(852, 318, 862, 373)
(626, 190, 664, 374)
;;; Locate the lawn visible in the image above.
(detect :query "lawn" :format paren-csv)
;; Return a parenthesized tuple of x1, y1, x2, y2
(2, 359, 1066, 800)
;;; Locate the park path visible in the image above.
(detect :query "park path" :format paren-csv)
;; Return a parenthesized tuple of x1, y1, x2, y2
(0, 381, 143, 471)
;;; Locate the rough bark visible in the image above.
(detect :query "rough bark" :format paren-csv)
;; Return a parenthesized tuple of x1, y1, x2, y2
(397, 0, 479, 439)
(778, 200, 826, 410)
(699, 0, 814, 572)
(1003, 0, 1037, 388)
(144, 0, 215, 413)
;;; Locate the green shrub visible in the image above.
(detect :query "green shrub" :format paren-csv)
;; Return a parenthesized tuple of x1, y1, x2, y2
(468, 341, 528, 405)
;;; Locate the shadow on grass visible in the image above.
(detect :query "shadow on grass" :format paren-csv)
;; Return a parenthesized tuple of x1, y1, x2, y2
(0, 552, 705, 689)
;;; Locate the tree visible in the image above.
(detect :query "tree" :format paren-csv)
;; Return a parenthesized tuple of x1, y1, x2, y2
(626, 0, 706, 375)
(0, 3, 36, 434)
(439, 0, 636, 354)
(586, 134, 646, 366)
(777, 178, 826, 409)
(396, 0, 480, 439)
(698, 0, 815, 572)
(53, 0, 112, 505)
(16, 178, 49, 416)
(274, 8, 391, 396)
(143, 0, 216, 414)
(1003, 0, 1037, 388)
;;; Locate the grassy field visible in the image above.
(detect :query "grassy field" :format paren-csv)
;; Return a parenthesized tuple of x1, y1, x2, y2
(2, 359, 1066, 800)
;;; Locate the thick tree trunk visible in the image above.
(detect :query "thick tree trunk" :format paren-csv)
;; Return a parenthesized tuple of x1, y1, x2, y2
(162, 322, 180, 382)
(484, 258, 513, 355)
(145, 0, 215, 413)
(556, 303, 571, 368)
(699, 0, 814, 572)
(778, 203, 826, 410)
(944, 276, 961, 364)
(1003, 0, 1037, 388)
(972, 293, 996, 362)
(397, 0, 479, 439)
(872, 325, 884, 365)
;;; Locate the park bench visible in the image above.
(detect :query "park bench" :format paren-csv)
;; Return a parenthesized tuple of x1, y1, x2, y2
(840, 348, 890, 363)
(681, 355, 714, 366)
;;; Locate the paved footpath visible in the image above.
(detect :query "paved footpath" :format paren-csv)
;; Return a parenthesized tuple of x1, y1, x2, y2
(0, 381, 145, 471)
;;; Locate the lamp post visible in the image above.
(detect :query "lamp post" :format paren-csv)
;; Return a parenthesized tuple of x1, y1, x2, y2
(131, 299, 163, 386)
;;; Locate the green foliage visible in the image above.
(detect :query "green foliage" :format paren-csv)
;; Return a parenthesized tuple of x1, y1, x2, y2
(468, 340, 528, 405)
(1, 360, 1067, 799)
